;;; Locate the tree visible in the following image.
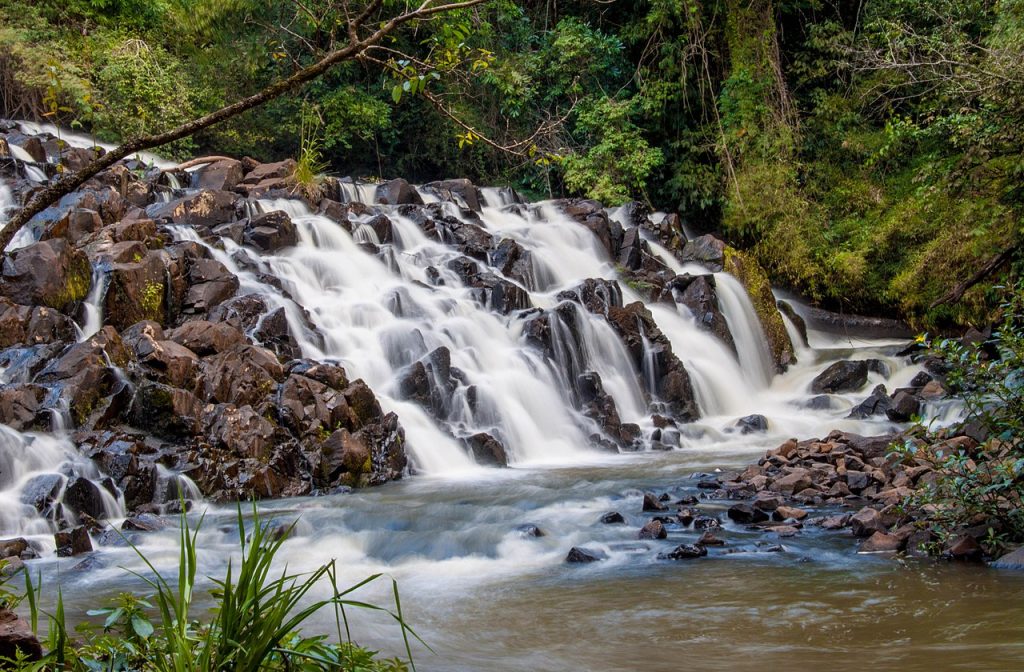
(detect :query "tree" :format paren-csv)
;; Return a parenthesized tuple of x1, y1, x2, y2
(0, 0, 489, 252)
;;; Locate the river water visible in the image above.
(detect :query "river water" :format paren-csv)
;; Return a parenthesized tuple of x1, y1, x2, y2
(2, 165, 1023, 668)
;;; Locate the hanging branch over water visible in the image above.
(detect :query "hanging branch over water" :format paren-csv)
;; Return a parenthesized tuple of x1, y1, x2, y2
(0, 0, 490, 253)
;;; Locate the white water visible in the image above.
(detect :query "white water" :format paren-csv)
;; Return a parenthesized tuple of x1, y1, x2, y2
(16, 120, 176, 170)
(76, 265, 109, 342)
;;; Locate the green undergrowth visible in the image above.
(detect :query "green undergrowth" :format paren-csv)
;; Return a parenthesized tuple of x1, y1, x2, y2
(0, 505, 417, 671)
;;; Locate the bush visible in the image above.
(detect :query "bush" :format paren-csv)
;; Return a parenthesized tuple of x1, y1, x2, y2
(896, 283, 1024, 551)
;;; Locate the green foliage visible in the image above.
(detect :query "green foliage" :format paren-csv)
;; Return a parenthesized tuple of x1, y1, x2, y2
(562, 98, 663, 205)
(1, 506, 416, 671)
(895, 283, 1024, 550)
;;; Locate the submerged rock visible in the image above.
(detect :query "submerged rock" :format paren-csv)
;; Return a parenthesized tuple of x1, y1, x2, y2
(566, 546, 608, 563)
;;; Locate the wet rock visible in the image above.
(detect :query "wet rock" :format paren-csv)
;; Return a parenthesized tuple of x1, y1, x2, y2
(819, 514, 851, 530)
(0, 538, 29, 559)
(149, 189, 240, 228)
(990, 547, 1024, 570)
(665, 274, 735, 352)
(201, 343, 283, 407)
(244, 210, 297, 252)
(422, 178, 482, 211)
(1, 239, 92, 311)
(557, 279, 623, 315)
(55, 526, 93, 557)
(728, 503, 770, 524)
(557, 199, 624, 258)
(753, 492, 784, 511)
(121, 513, 167, 532)
(0, 299, 75, 348)
(0, 384, 47, 430)
(859, 531, 903, 553)
(375, 178, 423, 205)
(697, 531, 725, 546)
(600, 512, 625, 525)
(945, 535, 983, 561)
(638, 519, 668, 540)
(184, 258, 239, 314)
(693, 515, 721, 530)
(167, 320, 244, 355)
(773, 506, 808, 522)
(770, 469, 812, 495)
(205, 403, 278, 459)
(516, 524, 544, 538)
(850, 507, 886, 537)
(679, 234, 726, 271)
(771, 525, 801, 537)
(252, 307, 303, 361)
(886, 391, 921, 422)
(566, 546, 608, 563)
(130, 382, 203, 438)
(810, 360, 869, 394)
(736, 414, 768, 434)
(659, 544, 707, 560)
(465, 432, 509, 467)
(103, 250, 171, 329)
(63, 477, 108, 520)
(20, 474, 63, 516)
(848, 385, 892, 419)
(0, 608, 42, 663)
(642, 492, 667, 512)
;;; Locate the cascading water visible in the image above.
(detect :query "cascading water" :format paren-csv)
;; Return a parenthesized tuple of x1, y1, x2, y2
(77, 263, 110, 342)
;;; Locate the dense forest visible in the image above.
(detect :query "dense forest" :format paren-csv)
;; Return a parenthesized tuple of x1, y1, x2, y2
(1, 0, 1021, 328)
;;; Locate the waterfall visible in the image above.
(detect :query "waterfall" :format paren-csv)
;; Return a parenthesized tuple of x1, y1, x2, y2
(713, 273, 775, 388)
(77, 263, 110, 342)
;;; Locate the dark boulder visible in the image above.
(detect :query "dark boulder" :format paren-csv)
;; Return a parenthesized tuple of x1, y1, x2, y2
(244, 210, 298, 252)
(465, 432, 509, 467)
(599, 512, 626, 525)
(167, 320, 245, 355)
(566, 546, 608, 563)
(848, 385, 892, 419)
(638, 519, 668, 540)
(886, 391, 921, 422)
(810, 360, 869, 394)
(55, 526, 93, 556)
(191, 158, 243, 191)
(659, 544, 707, 560)
(728, 503, 770, 524)
(148, 189, 240, 228)
(556, 279, 623, 315)
(557, 199, 624, 258)
(422, 178, 482, 211)
(63, 477, 108, 520)
(375, 178, 423, 205)
(642, 492, 667, 512)
(991, 547, 1024, 570)
(735, 414, 768, 434)
(0, 608, 42, 663)
(1, 239, 92, 312)
(184, 258, 239, 314)
(664, 274, 735, 352)
(678, 234, 726, 271)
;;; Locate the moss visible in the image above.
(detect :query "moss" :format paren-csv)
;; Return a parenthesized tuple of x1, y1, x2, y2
(724, 245, 795, 370)
(49, 254, 93, 311)
(140, 280, 164, 322)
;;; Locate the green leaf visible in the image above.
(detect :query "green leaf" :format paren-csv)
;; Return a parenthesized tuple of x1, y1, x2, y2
(131, 614, 154, 638)
(391, 85, 402, 104)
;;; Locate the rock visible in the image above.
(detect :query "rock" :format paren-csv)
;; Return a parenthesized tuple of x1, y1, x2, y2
(850, 507, 886, 537)
(990, 547, 1024, 570)
(819, 514, 851, 530)
(642, 492, 667, 512)
(945, 535, 983, 561)
(859, 531, 903, 553)
(191, 158, 243, 191)
(244, 210, 298, 252)
(184, 258, 239, 313)
(752, 492, 784, 511)
(63, 477, 108, 520)
(0, 538, 29, 559)
(771, 525, 801, 537)
(0, 608, 42, 662)
(904, 530, 935, 558)
(810, 360, 869, 394)
(422, 178, 482, 211)
(848, 385, 892, 419)
(697, 531, 725, 546)
(735, 414, 768, 434)
(121, 513, 167, 532)
(664, 274, 735, 351)
(679, 234, 726, 271)
(770, 469, 812, 495)
(886, 391, 921, 422)
(375, 178, 423, 205)
(55, 526, 93, 556)
(465, 432, 509, 467)
(557, 199, 624, 258)
(167, 320, 245, 355)
(600, 511, 626, 525)
(773, 506, 808, 522)
(516, 524, 544, 538)
(728, 503, 770, 524)
(149, 189, 240, 228)
(566, 546, 607, 563)
(920, 380, 946, 400)
(1, 239, 92, 311)
(659, 544, 707, 560)
(638, 519, 668, 540)
(693, 515, 721, 530)
(201, 343, 283, 407)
